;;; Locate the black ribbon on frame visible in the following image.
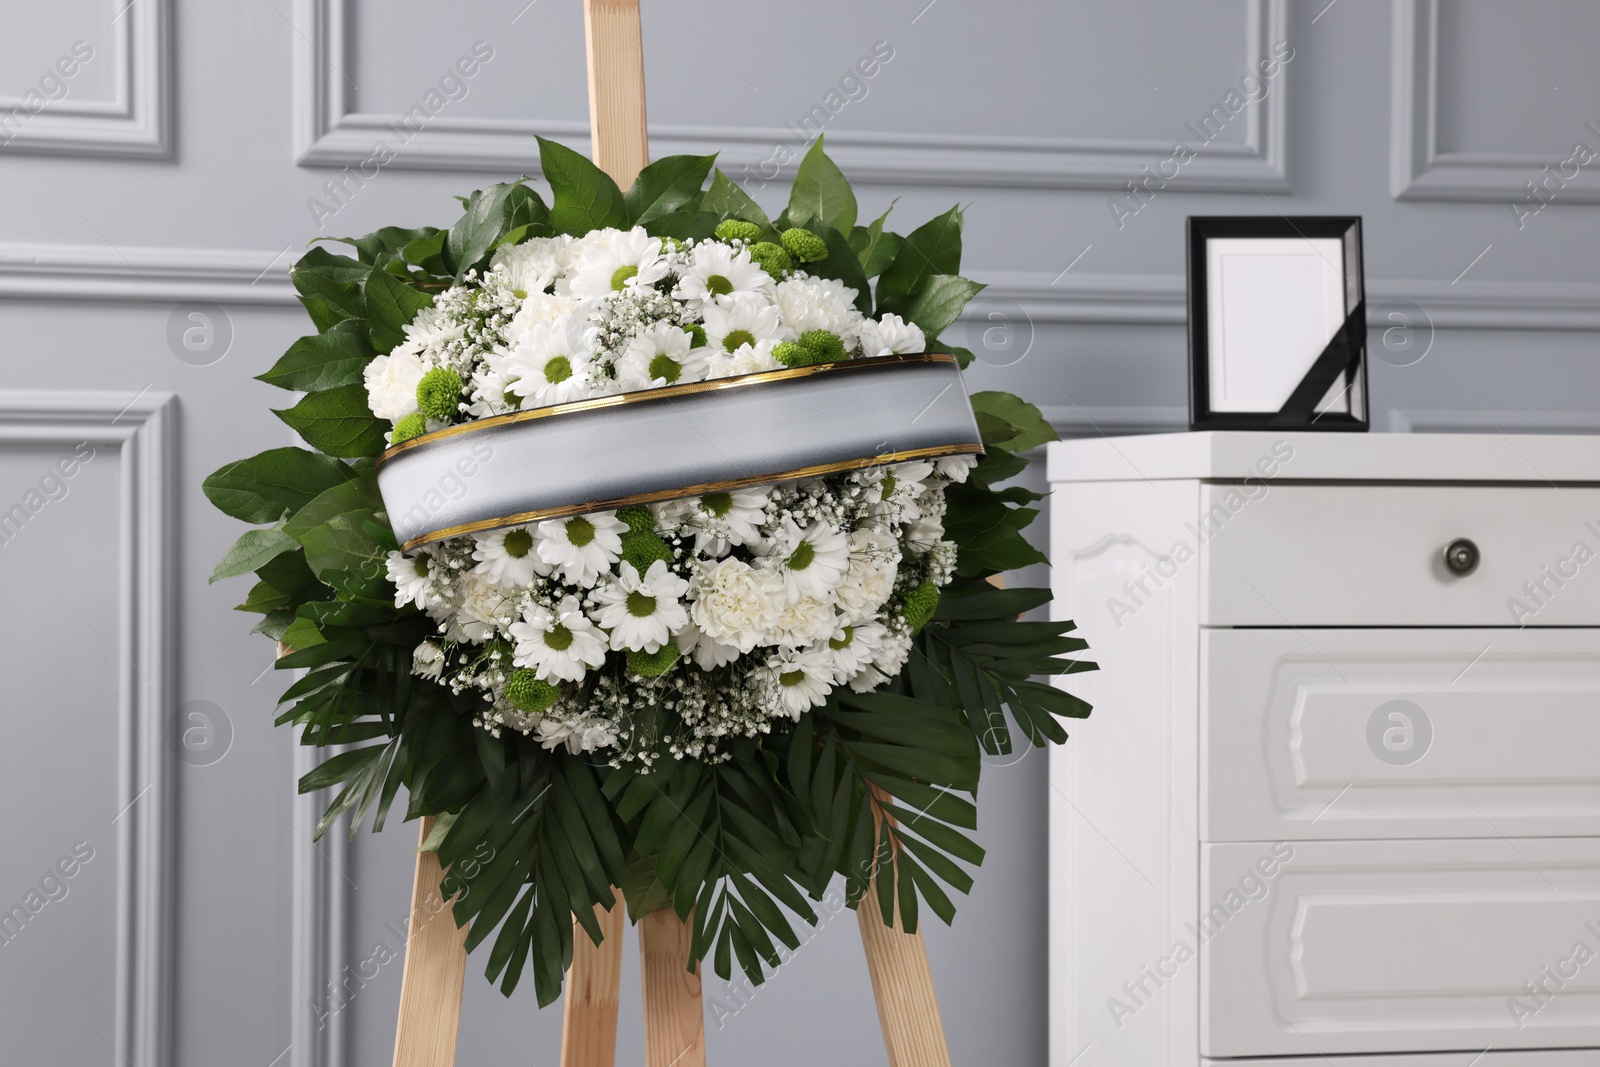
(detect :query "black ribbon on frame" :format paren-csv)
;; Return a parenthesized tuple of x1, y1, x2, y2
(1269, 300, 1365, 427)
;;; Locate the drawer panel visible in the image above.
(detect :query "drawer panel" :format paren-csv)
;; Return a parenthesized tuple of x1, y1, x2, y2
(1199, 484, 1600, 626)
(1203, 628, 1600, 840)
(1202, 838, 1600, 1058)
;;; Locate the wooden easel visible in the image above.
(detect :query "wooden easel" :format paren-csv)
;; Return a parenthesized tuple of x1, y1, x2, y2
(390, 3, 953, 1063)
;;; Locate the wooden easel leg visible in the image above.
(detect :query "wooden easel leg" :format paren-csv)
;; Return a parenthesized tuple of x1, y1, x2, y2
(639, 908, 706, 1067)
(560, 889, 626, 1067)
(856, 903, 954, 1067)
(392, 817, 469, 1067)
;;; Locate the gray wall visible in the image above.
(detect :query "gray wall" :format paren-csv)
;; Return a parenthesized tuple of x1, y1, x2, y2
(2, 1, 1598, 1064)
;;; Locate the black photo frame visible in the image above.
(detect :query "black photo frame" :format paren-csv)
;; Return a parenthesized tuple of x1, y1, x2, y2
(1186, 216, 1368, 432)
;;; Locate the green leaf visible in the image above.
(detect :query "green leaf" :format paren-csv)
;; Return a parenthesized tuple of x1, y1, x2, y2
(210, 526, 296, 582)
(643, 210, 720, 242)
(322, 226, 441, 267)
(279, 615, 327, 653)
(795, 221, 872, 315)
(850, 207, 903, 278)
(970, 391, 1059, 452)
(273, 385, 389, 459)
(257, 320, 376, 394)
(625, 154, 716, 226)
(403, 229, 450, 273)
(292, 247, 367, 331)
(446, 182, 551, 279)
(298, 513, 390, 600)
(539, 137, 627, 235)
(365, 269, 436, 354)
(203, 447, 357, 524)
(702, 169, 774, 233)
(876, 206, 964, 305)
(787, 136, 856, 234)
(878, 274, 985, 340)
(284, 477, 385, 544)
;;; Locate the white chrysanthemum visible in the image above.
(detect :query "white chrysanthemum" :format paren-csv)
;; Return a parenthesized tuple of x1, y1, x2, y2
(491, 235, 577, 297)
(866, 460, 936, 523)
(472, 525, 548, 589)
(849, 623, 913, 693)
(703, 342, 780, 379)
(593, 560, 691, 653)
(857, 312, 926, 356)
(507, 291, 581, 335)
(457, 572, 518, 643)
(465, 351, 517, 418)
(935, 454, 979, 483)
(535, 715, 619, 755)
(764, 647, 835, 718)
(411, 639, 446, 680)
(510, 595, 609, 683)
(535, 512, 625, 586)
(689, 556, 785, 652)
(568, 227, 669, 302)
(676, 241, 774, 307)
(675, 621, 742, 670)
(686, 487, 768, 555)
(364, 344, 430, 423)
(614, 321, 710, 391)
(502, 315, 595, 407)
(760, 518, 850, 603)
(401, 304, 466, 360)
(387, 549, 439, 609)
(814, 619, 884, 682)
(908, 511, 945, 548)
(773, 275, 860, 343)
(701, 297, 789, 359)
(836, 527, 901, 620)
(770, 595, 838, 649)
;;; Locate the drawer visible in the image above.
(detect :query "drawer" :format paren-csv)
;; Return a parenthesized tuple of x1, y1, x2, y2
(1202, 838, 1600, 1058)
(1198, 484, 1600, 626)
(1202, 628, 1600, 840)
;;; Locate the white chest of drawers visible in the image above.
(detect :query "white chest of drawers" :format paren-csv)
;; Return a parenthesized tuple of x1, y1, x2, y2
(1047, 431, 1600, 1067)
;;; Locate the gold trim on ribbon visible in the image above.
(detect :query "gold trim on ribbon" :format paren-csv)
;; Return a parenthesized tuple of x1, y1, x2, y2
(399, 443, 984, 551)
(375, 352, 961, 471)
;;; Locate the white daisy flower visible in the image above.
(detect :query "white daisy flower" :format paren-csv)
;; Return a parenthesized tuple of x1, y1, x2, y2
(935, 454, 979, 483)
(835, 527, 901, 621)
(411, 639, 446, 680)
(502, 315, 595, 407)
(364, 344, 430, 423)
(387, 549, 439, 609)
(764, 647, 835, 719)
(535, 511, 626, 586)
(472, 525, 549, 589)
(857, 312, 926, 356)
(676, 242, 774, 307)
(689, 556, 785, 652)
(614, 321, 710, 390)
(510, 595, 609, 683)
(815, 619, 885, 682)
(491, 235, 577, 297)
(701, 296, 789, 360)
(848, 622, 913, 694)
(703, 342, 781, 379)
(675, 621, 742, 670)
(401, 304, 466, 360)
(465, 350, 517, 418)
(686, 487, 769, 554)
(760, 518, 850, 603)
(593, 560, 691, 653)
(568, 227, 669, 302)
(773, 275, 860, 343)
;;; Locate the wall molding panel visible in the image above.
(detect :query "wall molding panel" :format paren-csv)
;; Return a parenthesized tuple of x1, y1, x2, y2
(290, 744, 350, 1067)
(0, 390, 177, 1067)
(291, 0, 1289, 192)
(1390, 0, 1593, 203)
(0, 243, 298, 305)
(0, 0, 172, 158)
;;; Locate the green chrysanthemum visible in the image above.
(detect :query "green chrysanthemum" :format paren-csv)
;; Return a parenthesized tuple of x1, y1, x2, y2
(616, 506, 656, 535)
(772, 341, 811, 368)
(799, 329, 847, 363)
(682, 323, 707, 348)
(415, 368, 463, 421)
(902, 580, 941, 635)
(747, 241, 793, 280)
(780, 227, 828, 263)
(620, 530, 673, 572)
(628, 644, 680, 678)
(713, 219, 761, 243)
(505, 669, 560, 713)
(391, 413, 427, 444)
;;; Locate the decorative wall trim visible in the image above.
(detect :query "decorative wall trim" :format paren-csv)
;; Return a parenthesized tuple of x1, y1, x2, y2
(291, 744, 350, 1067)
(0, 0, 172, 158)
(291, 0, 1289, 192)
(0, 242, 297, 305)
(0, 390, 176, 1067)
(1390, 0, 1594, 203)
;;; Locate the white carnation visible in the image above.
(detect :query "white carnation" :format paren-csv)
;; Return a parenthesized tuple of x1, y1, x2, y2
(857, 312, 925, 356)
(689, 557, 784, 652)
(836, 527, 900, 620)
(364, 344, 429, 423)
(773, 276, 861, 344)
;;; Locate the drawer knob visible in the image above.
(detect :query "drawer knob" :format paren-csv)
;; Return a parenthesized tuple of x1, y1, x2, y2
(1443, 537, 1480, 576)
